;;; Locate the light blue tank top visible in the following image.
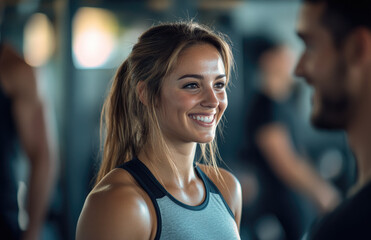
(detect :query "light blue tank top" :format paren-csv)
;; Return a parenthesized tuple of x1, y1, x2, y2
(119, 158, 240, 240)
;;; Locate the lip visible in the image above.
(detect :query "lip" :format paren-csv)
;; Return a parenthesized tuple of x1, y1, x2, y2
(188, 113, 216, 127)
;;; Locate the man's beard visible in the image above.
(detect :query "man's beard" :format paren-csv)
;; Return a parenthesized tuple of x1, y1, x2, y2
(311, 60, 352, 130)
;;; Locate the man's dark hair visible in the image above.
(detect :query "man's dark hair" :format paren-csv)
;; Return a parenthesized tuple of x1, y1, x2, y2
(303, 0, 371, 47)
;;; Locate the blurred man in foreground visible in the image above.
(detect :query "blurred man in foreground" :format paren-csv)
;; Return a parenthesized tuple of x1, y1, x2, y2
(295, 0, 371, 239)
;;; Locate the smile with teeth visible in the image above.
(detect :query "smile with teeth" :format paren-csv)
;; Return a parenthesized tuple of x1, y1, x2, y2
(189, 114, 215, 124)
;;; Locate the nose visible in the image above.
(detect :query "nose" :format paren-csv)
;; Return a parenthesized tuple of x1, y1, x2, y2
(294, 53, 314, 86)
(200, 86, 219, 108)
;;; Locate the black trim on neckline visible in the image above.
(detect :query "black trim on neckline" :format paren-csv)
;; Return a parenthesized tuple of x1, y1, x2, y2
(130, 157, 211, 211)
(118, 157, 237, 238)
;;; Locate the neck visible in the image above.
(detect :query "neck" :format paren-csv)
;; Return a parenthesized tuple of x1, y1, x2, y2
(138, 140, 197, 188)
(347, 98, 371, 192)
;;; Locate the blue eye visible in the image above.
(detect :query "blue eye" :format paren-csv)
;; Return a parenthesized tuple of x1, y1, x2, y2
(183, 83, 199, 89)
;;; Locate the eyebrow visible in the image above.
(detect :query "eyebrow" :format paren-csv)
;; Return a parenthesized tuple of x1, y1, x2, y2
(177, 74, 226, 80)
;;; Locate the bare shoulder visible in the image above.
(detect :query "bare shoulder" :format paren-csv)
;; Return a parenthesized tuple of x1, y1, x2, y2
(0, 43, 36, 98)
(198, 164, 242, 216)
(76, 168, 155, 240)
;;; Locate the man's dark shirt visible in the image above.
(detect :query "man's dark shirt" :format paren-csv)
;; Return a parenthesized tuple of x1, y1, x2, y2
(309, 181, 371, 239)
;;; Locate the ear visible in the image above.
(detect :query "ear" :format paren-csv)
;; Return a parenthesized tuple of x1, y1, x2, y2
(344, 27, 371, 66)
(360, 28, 371, 64)
(136, 81, 148, 106)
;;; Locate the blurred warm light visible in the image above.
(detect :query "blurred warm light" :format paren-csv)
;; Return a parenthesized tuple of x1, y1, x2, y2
(147, 0, 172, 11)
(73, 7, 118, 68)
(24, 13, 55, 67)
(198, 0, 242, 10)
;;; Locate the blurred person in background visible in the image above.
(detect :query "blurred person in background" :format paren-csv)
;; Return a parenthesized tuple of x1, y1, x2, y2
(295, 0, 371, 239)
(239, 36, 340, 240)
(76, 22, 242, 240)
(0, 1, 56, 240)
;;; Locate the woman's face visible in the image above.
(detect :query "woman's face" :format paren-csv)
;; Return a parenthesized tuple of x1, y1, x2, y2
(157, 43, 228, 144)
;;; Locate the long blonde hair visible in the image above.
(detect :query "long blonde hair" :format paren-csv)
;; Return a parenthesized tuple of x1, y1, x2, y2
(96, 21, 233, 184)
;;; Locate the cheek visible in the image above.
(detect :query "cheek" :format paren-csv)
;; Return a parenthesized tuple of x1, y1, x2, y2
(316, 63, 347, 103)
(161, 91, 198, 114)
(311, 55, 329, 77)
(175, 94, 199, 111)
(218, 93, 228, 115)
(314, 47, 339, 77)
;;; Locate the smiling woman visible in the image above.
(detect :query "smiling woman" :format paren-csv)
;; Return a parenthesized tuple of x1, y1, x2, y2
(158, 43, 228, 145)
(76, 22, 242, 240)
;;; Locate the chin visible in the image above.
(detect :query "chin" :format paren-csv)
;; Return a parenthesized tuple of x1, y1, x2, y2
(311, 110, 348, 130)
(197, 139, 214, 144)
(196, 135, 215, 143)
(311, 91, 352, 130)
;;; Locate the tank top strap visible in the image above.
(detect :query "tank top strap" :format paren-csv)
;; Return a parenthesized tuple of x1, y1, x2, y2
(118, 157, 166, 199)
(194, 166, 219, 193)
(194, 165, 235, 218)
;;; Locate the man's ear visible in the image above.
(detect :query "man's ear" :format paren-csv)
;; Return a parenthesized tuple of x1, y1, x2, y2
(136, 81, 148, 106)
(344, 27, 371, 66)
(359, 28, 371, 64)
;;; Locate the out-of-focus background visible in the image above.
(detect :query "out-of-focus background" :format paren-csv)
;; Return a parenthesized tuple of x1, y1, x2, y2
(1, 0, 356, 239)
